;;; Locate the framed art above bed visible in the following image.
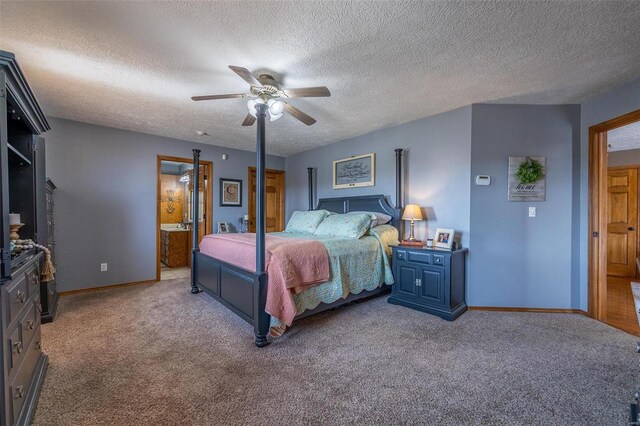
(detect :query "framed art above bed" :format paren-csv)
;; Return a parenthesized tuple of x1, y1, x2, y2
(333, 153, 375, 189)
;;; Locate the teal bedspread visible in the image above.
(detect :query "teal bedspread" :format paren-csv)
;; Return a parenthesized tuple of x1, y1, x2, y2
(269, 224, 398, 328)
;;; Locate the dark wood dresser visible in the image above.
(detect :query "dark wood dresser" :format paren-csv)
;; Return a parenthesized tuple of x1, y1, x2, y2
(388, 246, 468, 320)
(1, 50, 50, 426)
(40, 179, 58, 323)
(1, 252, 47, 425)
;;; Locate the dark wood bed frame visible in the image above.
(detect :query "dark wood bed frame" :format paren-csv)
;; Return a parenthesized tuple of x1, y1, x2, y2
(189, 106, 404, 347)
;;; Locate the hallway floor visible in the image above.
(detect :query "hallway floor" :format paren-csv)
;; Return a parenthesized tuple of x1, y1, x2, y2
(160, 266, 190, 281)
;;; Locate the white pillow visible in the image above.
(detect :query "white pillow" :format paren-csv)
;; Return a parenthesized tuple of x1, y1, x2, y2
(347, 211, 392, 227)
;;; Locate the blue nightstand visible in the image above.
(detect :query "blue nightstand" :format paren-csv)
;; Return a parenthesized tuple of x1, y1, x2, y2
(388, 245, 468, 320)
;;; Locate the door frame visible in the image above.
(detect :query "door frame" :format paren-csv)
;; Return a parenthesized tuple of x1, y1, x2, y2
(248, 167, 285, 232)
(588, 108, 640, 321)
(156, 155, 213, 281)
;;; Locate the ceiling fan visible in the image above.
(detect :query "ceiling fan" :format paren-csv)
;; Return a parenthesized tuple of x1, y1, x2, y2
(191, 66, 330, 126)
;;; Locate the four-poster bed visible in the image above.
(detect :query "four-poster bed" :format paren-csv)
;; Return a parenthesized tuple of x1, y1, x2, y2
(189, 105, 405, 347)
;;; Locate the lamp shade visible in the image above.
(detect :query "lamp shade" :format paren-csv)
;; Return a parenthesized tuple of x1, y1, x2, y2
(402, 204, 423, 221)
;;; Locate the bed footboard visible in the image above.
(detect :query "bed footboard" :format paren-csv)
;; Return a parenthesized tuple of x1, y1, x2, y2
(192, 251, 271, 347)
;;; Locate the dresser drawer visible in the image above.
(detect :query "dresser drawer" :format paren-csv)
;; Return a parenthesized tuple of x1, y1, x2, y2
(408, 251, 432, 265)
(6, 274, 29, 325)
(26, 263, 40, 300)
(20, 301, 39, 348)
(432, 254, 445, 266)
(8, 326, 23, 377)
(9, 328, 42, 425)
(395, 249, 407, 261)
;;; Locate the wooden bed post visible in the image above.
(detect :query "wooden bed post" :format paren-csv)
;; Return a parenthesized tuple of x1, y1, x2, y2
(190, 149, 201, 294)
(254, 103, 270, 348)
(307, 167, 314, 210)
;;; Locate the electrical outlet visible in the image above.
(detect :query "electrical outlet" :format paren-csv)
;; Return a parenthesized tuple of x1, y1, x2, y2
(528, 207, 536, 218)
(100, 263, 108, 272)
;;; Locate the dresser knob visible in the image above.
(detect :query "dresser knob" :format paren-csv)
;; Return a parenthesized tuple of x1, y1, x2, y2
(17, 290, 25, 303)
(15, 386, 24, 399)
(13, 342, 22, 354)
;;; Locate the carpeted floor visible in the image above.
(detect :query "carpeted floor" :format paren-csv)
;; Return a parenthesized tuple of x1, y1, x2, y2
(34, 278, 637, 425)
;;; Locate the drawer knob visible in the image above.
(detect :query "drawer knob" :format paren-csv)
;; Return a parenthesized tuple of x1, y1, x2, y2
(27, 320, 35, 330)
(13, 342, 22, 354)
(17, 290, 26, 303)
(15, 386, 24, 399)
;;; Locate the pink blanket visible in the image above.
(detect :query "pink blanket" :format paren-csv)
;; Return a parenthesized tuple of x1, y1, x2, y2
(199, 233, 330, 325)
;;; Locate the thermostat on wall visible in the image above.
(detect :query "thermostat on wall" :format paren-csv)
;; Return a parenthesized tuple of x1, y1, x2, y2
(475, 175, 491, 186)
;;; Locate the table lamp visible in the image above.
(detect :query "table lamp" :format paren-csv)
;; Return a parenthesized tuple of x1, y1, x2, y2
(402, 204, 423, 243)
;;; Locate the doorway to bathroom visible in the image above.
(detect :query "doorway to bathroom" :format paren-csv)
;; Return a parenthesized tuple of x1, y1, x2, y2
(156, 155, 213, 282)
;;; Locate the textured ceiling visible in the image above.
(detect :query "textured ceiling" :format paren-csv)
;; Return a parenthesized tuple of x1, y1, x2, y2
(608, 121, 640, 152)
(1, 1, 640, 157)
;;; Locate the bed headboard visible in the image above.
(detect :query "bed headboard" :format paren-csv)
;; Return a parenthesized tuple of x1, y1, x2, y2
(314, 195, 401, 229)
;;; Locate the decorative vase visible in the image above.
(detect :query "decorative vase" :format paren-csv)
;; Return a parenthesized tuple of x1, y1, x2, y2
(9, 223, 24, 241)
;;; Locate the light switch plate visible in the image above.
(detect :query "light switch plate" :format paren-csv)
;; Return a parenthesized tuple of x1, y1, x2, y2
(101, 263, 108, 272)
(528, 207, 536, 217)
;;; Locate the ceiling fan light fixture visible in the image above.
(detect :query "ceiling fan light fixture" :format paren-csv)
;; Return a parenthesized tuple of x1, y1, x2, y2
(269, 112, 283, 121)
(268, 99, 285, 115)
(247, 99, 257, 117)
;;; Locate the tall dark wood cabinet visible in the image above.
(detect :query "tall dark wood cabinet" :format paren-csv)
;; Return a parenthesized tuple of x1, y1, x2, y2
(0, 51, 50, 425)
(40, 179, 58, 323)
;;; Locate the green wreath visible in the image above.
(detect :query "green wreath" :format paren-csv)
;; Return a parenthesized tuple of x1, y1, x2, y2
(516, 158, 544, 184)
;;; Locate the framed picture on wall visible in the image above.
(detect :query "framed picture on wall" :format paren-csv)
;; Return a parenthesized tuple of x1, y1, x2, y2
(332, 153, 375, 189)
(220, 178, 242, 206)
(434, 228, 455, 250)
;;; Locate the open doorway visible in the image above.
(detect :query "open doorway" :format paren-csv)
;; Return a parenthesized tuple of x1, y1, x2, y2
(156, 155, 213, 281)
(589, 109, 640, 335)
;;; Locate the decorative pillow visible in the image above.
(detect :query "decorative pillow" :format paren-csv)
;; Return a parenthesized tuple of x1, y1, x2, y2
(285, 210, 330, 233)
(314, 213, 372, 239)
(348, 211, 393, 227)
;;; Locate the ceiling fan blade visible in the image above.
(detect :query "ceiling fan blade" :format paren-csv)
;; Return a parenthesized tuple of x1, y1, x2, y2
(191, 93, 249, 101)
(282, 86, 331, 98)
(284, 103, 316, 126)
(229, 65, 261, 87)
(242, 114, 256, 126)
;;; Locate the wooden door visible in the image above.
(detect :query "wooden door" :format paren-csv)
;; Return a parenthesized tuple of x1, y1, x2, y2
(248, 168, 285, 233)
(607, 168, 638, 277)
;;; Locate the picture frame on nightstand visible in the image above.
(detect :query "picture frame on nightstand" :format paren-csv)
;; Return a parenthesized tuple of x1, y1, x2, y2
(434, 228, 454, 250)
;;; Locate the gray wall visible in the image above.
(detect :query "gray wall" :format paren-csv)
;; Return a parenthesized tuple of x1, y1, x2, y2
(608, 148, 640, 167)
(579, 77, 640, 310)
(470, 104, 581, 308)
(285, 106, 472, 248)
(45, 118, 285, 291)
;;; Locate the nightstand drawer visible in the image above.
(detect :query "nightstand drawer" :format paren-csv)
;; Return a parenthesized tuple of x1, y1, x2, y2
(433, 254, 445, 266)
(408, 251, 432, 265)
(395, 250, 407, 261)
